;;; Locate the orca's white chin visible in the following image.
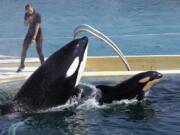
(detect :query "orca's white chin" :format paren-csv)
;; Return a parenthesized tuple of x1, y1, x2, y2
(75, 46, 88, 87)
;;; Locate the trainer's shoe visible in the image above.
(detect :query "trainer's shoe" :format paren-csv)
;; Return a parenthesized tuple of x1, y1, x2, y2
(16, 65, 25, 73)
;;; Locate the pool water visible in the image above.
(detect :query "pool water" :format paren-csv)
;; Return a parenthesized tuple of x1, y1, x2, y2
(0, 0, 180, 57)
(0, 74, 180, 135)
(0, 1, 180, 135)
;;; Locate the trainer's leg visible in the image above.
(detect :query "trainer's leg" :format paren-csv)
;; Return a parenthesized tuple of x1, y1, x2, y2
(20, 42, 29, 67)
(36, 30, 44, 64)
(17, 36, 31, 72)
(36, 46, 44, 64)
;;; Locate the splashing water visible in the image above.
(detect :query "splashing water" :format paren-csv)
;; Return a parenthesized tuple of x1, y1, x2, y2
(76, 83, 142, 110)
(34, 82, 142, 113)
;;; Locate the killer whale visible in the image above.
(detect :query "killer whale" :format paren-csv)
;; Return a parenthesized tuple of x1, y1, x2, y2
(0, 36, 88, 114)
(96, 71, 163, 105)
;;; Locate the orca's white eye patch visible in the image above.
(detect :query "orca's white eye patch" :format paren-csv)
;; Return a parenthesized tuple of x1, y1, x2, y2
(139, 77, 150, 83)
(66, 57, 79, 77)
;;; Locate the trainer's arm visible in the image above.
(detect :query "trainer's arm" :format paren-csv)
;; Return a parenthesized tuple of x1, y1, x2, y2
(24, 20, 29, 26)
(32, 23, 40, 40)
(24, 13, 29, 26)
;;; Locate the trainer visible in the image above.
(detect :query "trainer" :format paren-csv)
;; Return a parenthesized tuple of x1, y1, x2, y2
(17, 3, 44, 72)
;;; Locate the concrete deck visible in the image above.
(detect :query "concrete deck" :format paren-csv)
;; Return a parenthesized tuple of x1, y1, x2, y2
(0, 56, 40, 83)
(1, 55, 180, 84)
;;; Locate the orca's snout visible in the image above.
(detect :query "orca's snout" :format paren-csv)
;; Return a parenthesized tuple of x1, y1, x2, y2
(157, 72, 163, 79)
(142, 71, 162, 92)
(81, 36, 88, 45)
(148, 71, 163, 80)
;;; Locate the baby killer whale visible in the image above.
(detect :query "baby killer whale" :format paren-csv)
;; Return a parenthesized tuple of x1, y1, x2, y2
(96, 71, 163, 105)
(0, 36, 88, 114)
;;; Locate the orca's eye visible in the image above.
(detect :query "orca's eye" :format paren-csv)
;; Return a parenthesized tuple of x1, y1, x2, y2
(150, 72, 159, 80)
(153, 72, 157, 76)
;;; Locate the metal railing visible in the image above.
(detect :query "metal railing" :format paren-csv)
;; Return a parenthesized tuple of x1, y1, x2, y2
(73, 24, 131, 71)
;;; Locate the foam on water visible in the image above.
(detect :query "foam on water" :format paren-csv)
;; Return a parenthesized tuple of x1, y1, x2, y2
(37, 96, 80, 113)
(77, 96, 139, 111)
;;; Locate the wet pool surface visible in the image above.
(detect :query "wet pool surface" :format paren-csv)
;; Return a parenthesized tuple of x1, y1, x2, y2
(0, 74, 180, 135)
